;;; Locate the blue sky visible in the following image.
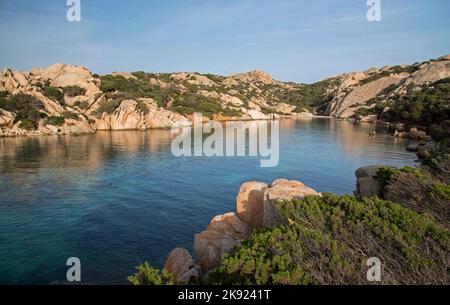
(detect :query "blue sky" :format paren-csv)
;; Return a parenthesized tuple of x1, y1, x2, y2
(0, 0, 449, 83)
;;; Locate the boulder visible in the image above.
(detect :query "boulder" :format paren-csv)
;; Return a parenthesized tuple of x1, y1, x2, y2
(354, 165, 390, 198)
(263, 179, 319, 227)
(418, 145, 433, 159)
(407, 143, 420, 152)
(194, 212, 250, 271)
(236, 181, 268, 230)
(163, 248, 199, 283)
(0, 109, 15, 127)
(409, 128, 428, 140)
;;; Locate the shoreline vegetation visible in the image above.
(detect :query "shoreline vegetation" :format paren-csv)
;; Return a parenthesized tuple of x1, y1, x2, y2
(129, 138, 450, 285)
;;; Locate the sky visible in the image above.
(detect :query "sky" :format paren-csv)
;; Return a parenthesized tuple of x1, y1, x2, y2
(0, 0, 449, 83)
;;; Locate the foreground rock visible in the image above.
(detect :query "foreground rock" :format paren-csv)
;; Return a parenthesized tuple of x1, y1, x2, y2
(194, 212, 251, 271)
(163, 248, 200, 283)
(263, 179, 320, 227)
(354, 165, 391, 198)
(236, 181, 268, 230)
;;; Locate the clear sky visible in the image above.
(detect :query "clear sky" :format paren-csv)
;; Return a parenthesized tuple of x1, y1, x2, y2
(0, 0, 449, 83)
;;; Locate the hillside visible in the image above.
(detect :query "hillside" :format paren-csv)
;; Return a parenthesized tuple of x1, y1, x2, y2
(0, 55, 449, 137)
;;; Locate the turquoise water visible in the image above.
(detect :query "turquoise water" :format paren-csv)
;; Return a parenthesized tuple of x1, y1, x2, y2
(0, 118, 417, 284)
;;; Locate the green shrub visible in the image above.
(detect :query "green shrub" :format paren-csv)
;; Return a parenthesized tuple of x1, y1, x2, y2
(136, 100, 149, 114)
(208, 194, 450, 285)
(0, 93, 44, 124)
(0, 91, 8, 98)
(46, 116, 65, 126)
(43, 86, 64, 104)
(63, 111, 80, 121)
(63, 86, 86, 97)
(93, 98, 123, 116)
(128, 262, 175, 285)
(74, 100, 90, 109)
(19, 119, 38, 130)
(172, 94, 222, 118)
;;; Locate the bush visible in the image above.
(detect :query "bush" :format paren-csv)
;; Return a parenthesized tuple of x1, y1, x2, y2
(43, 86, 64, 104)
(74, 100, 90, 109)
(63, 86, 86, 97)
(208, 194, 450, 284)
(172, 94, 222, 118)
(93, 98, 123, 116)
(382, 78, 450, 125)
(0, 93, 45, 124)
(46, 116, 65, 126)
(128, 262, 175, 285)
(63, 111, 80, 121)
(19, 119, 38, 130)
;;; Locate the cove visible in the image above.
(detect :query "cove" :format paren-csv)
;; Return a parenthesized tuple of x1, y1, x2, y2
(0, 118, 417, 284)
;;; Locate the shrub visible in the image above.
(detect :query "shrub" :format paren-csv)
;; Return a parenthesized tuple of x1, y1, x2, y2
(208, 194, 450, 285)
(0, 93, 44, 124)
(19, 119, 38, 130)
(46, 116, 65, 126)
(128, 262, 175, 285)
(74, 100, 90, 109)
(63, 86, 86, 97)
(92, 98, 123, 116)
(172, 94, 222, 118)
(136, 100, 149, 114)
(43, 86, 65, 104)
(63, 111, 80, 121)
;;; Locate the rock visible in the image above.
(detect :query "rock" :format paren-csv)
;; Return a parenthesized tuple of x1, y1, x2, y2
(409, 128, 428, 140)
(263, 179, 319, 227)
(407, 143, 420, 152)
(108, 100, 145, 130)
(0, 109, 15, 127)
(418, 145, 433, 159)
(228, 70, 276, 85)
(94, 118, 110, 130)
(194, 212, 250, 271)
(327, 74, 406, 118)
(244, 109, 269, 120)
(359, 115, 378, 123)
(236, 182, 268, 230)
(354, 165, 390, 198)
(163, 248, 199, 284)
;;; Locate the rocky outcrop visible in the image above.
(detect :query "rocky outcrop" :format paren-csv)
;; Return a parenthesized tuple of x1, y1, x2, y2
(236, 181, 268, 230)
(163, 248, 200, 283)
(327, 74, 406, 118)
(263, 179, 320, 227)
(94, 99, 191, 131)
(325, 54, 450, 119)
(354, 165, 389, 198)
(191, 179, 318, 273)
(194, 212, 250, 271)
(394, 128, 429, 140)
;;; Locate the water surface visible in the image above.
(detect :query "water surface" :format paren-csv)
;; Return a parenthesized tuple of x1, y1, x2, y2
(0, 118, 417, 284)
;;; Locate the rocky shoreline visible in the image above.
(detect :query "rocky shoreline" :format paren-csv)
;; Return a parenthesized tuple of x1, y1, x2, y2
(160, 172, 383, 283)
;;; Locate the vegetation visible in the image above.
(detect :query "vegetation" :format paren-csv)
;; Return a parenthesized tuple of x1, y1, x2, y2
(208, 194, 450, 285)
(379, 78, 450, 125)
(276, 78, 340, 113)
(128, 262, 175, 285)
(62, 111, 80, 121)
(172, 94, 222, 118)
(74, 100, 89, 109)
(0, 93, 45, 127)
(63, 85, 86, 97)
(43, 86, 64, 104)
(46, 116, 65, 126)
